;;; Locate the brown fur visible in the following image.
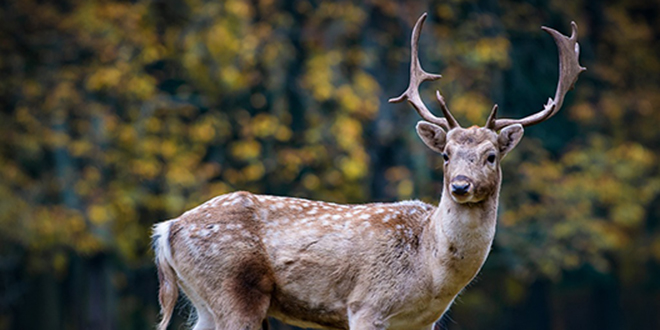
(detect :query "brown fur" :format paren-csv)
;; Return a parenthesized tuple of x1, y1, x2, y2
(152, 124, 525, 330)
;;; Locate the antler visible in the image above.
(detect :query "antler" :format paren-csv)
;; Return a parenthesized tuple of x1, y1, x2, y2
(487, 22, 587, 131)
(389, 13, 460, 130)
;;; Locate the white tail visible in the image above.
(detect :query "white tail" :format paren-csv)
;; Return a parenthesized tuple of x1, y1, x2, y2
(152, 220, 178, 330)
(153, 13, 584, 330)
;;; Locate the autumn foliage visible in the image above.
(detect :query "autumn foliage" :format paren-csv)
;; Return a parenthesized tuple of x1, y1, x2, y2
(1, 0, 660, 329)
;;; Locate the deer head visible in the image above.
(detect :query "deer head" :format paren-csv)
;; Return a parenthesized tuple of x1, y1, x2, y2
(389, 13, 586, 204)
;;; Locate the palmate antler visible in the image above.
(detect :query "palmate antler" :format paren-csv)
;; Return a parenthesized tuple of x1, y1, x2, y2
(390, 13, 586, 132)
(487, 22, 587, 130)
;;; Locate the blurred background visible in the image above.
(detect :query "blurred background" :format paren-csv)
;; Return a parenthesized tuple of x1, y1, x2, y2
(1, 0, 659, 329)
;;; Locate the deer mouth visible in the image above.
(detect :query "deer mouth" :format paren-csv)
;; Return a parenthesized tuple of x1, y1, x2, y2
(450, 176, 476, 203)
(450, 191, 474, 204)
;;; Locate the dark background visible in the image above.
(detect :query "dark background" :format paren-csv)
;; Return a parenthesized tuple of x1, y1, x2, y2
(1, 0, 659, 329)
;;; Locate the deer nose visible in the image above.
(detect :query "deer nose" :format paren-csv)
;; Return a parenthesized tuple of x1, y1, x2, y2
(451, 182, 471, 196)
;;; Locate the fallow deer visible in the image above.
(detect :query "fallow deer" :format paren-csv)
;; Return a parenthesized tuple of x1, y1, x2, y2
(152, 13, 585, 330)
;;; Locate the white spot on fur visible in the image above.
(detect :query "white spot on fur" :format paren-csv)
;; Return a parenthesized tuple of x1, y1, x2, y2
(226, 223, 242, 230)
(359, 214, 370, 220)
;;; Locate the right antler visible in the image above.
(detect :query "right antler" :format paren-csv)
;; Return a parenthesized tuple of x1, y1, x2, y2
(487, 22, 586, 131)
(389, 13, 460, 130)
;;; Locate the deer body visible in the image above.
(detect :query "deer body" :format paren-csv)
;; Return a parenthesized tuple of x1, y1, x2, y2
(154, 193, 490, 330)
(154, 127, 511, 330)
(154, 13, 584, 330)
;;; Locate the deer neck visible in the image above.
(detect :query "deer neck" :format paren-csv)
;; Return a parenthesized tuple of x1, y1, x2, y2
(435, 187, 498, 251)
(423, 183, 499, 293)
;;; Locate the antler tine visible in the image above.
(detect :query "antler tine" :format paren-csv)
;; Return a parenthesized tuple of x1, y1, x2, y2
(485, 104, 499, 130)
(491, 21, 587, 131)
(389, 13, 458, 130)
(436, 90, 459, 128)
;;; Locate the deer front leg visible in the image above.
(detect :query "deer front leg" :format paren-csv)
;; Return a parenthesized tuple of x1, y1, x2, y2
(348, 316, 386, 330)
(347, 304, 387, 330)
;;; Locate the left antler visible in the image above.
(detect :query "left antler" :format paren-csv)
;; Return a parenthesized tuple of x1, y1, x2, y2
(389, 13, 460, 130)
(487, 22, 587, 130)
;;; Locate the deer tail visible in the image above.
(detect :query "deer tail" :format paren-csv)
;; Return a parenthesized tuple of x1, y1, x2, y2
(152, 220, 179, 330)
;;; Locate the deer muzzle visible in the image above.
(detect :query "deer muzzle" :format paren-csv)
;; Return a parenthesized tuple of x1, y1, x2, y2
(450, 175, 473, 200)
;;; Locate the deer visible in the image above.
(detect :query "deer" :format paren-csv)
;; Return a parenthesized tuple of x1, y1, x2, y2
(152, 13, 585, 330)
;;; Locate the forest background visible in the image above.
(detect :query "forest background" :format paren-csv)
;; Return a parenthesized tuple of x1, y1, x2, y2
(1, 0, 659, 329)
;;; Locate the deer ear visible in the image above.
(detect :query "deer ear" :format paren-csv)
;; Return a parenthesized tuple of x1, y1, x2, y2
(498, 124, 524, 157)
(416, 121, 446, 154)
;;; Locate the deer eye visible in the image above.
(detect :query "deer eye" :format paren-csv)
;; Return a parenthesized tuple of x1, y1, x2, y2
(487, 154, 497, 164)
(442, 153, 450, 162)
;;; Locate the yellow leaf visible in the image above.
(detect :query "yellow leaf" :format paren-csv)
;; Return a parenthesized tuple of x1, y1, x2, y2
(302, 174, 320, 190)
(397, 179, 414, 199)
(230, 140, 262, 160)
(88, 204, 110, 225)
(275, 126, 292, 141)
(339, 156, 366, 180)
(243, 163, 265, 181)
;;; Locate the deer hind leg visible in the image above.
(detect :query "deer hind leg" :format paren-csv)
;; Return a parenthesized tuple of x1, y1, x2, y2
(169, 193, 273, 330)
(179, 255, 273, 330)
(205, 258, 273, 330)
(179, 281, 215, 330)
(192, 308, 215, 330)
